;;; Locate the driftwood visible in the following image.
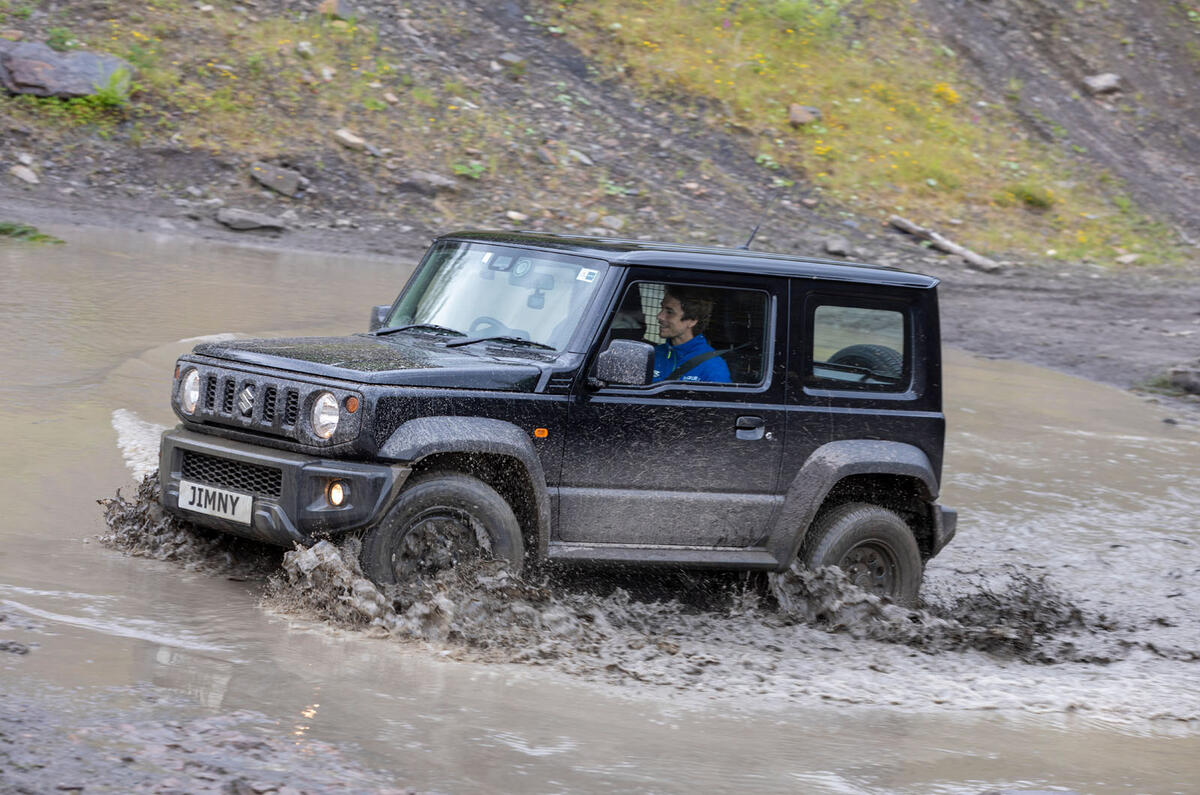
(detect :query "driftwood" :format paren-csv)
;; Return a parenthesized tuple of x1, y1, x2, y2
(888, 215, 1002, 272)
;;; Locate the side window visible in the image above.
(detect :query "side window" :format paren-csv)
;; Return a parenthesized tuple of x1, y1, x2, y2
(809, 303, 907, 389)
(604, 281, 770, 386)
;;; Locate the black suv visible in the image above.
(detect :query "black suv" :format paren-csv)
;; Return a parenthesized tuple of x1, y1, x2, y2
(160, 231, 955, 604)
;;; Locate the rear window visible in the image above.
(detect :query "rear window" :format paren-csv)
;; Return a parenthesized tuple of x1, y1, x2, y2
(809, 303, 907, 390)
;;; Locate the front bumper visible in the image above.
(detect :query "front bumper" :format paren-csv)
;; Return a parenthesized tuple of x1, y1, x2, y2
(159, 427, 409, 547)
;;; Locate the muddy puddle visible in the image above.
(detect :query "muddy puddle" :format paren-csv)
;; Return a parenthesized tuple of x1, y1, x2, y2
(4, 226, 1200, 793)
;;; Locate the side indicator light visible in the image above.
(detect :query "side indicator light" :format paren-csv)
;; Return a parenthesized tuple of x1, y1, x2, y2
(533, 428, 549, 439)
(345, 396, 359, 413)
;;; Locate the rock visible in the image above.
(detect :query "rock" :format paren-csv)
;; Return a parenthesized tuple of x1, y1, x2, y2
(1083, 73, 1121, 95)
(0, 40, 133, 98)
(316, 0, 359, 20)
(8, 164, 39, 184)
(249, 161, 303, 197)
(215, 208, 286, 231)
(392, 170, 457, 196)
(567, 148, 593, 166)
(320, 65, 335, 82)
(1115, 253, 1140, 265)
(16, 151, 33, 166)
(1167, 363, 1200, 395)
(788, 103, 822, 127)
(0, 30, 25, 42)
(505, 210, 529, 222)
(535, 146, 558, 165)
(497, 52, 525, 66)
(800, 197, 819, 208)
(600, 215, 625, 231)
(295, 41, 314, 59)
(383, 91, 399, 104)
(333, 128, 366, 150)
(823, 235, 851, 257)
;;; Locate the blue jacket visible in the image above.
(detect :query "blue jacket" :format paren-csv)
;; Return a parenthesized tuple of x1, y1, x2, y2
(652, 334, 731, 384)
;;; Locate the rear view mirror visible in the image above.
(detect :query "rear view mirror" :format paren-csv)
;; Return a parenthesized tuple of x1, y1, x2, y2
(595, 339, 655, 386)
(369, 304, 390, 331)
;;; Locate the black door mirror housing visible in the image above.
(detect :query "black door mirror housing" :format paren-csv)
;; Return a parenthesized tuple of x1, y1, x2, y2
(369, 304, 391, 332)
(594, 339, 655, 386)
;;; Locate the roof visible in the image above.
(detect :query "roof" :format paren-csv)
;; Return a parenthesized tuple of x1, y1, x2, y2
(437, 230, 939, 289)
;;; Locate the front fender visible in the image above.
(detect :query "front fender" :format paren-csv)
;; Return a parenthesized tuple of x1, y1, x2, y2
(766, 440, 939, 567)
(377, 416, 551, 556)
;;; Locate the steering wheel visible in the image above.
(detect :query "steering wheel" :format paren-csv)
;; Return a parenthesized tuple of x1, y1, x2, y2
(469, 316, 509, 335)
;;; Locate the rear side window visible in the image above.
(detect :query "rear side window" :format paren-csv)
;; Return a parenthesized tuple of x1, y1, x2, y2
(809, 303, 907, 390)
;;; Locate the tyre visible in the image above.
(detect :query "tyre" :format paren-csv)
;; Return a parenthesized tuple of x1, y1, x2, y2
(829, 344, 902, 379)
(359, 471, 524, 585)
(801, 502, 922, 606)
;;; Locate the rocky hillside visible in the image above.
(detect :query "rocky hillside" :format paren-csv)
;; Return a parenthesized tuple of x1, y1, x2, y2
(0, 0, 1197, 268)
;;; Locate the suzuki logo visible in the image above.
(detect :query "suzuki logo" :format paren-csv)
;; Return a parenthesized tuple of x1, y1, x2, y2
(237, 385, 256, 417)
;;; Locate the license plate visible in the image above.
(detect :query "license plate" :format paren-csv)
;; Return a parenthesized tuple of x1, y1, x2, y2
(178, 479, 253, 525)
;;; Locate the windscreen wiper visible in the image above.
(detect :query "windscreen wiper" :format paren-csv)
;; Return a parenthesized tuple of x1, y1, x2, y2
(373, 323, 465, 337)
(444, 335, 556, 351)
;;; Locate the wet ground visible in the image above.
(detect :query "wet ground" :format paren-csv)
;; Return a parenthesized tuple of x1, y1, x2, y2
(2, 227, 1199, 793)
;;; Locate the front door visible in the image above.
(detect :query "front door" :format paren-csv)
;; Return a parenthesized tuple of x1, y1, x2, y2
(557, 269, 787, 547)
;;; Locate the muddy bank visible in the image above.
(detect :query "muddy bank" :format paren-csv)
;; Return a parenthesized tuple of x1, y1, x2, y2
(0, 691, 410, 794)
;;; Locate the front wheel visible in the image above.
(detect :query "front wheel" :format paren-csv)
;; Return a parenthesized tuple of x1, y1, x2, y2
(801, 502, 922, 606)
(359, 472, 524, 585)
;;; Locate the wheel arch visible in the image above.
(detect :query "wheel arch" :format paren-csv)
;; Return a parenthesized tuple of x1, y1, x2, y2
(377, 416, 551, 559)
(767, 440, 939, 566)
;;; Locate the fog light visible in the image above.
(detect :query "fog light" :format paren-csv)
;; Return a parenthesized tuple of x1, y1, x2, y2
(328, 481, 347, 507)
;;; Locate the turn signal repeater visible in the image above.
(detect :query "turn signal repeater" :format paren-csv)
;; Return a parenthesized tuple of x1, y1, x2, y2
(327, 480, 348, 507)
(345, 396, 359, 413)
(533, 427, 549, 439)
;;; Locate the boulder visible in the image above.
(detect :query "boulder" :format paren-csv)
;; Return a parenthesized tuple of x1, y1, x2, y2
(392, 170, 457, 196)
(1083, 73, 1121, 96)
(216, 208, 286, 231)
(1167, 363, 1200, 395)
(0, 40, 131, 98)
(8, 164, 39, 184)
(249, 161, 303, 197)
(788, 103, 822, 127)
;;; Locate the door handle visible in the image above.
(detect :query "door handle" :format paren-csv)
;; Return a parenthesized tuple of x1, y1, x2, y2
(735, 415, 765, 441)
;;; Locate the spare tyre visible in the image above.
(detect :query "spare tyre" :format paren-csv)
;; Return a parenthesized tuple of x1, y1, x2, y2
(828, 343, 902, 379)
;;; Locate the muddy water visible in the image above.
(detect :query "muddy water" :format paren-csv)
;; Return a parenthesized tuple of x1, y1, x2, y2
(2, 226, 1199, 793)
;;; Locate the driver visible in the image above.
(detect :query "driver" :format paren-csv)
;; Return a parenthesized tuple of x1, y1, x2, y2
(652, 287, 731, 384)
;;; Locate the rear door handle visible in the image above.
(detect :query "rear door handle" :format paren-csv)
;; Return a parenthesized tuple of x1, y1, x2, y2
(735, 415, 765, 441)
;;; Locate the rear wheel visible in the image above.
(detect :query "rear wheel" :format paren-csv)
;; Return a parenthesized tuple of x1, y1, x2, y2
(801, 502, 922, 606)
(359, 472, 524, 585)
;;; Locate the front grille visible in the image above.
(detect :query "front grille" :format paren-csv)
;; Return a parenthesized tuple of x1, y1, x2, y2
(262, 386, 277, 424)
(204, 375, 218, 410)
(181, 450, 282, 498)
(283, 389, 299, 426)
(221, 379, 236, 414)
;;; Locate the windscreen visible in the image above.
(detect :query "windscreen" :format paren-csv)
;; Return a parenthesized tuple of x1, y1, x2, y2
(386, 241, 608, 351)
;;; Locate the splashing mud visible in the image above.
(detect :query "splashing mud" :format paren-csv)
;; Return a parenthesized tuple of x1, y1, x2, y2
(100, 473, 1200, 723)
(98, 473, 279, 578)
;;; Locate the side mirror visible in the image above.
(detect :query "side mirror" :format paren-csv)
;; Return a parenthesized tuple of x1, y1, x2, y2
(369, 304, 391, 332)
(594, 339, 655, 386)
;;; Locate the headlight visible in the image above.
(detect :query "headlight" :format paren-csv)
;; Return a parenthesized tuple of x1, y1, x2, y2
(311, 391, 340, 439)
(180, 368, 200, 415)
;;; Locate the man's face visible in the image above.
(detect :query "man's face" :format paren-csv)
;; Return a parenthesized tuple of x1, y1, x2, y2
(657, 295, 696, 344)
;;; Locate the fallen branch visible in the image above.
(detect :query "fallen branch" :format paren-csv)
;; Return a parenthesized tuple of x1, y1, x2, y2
(888, 215, 1002, 272)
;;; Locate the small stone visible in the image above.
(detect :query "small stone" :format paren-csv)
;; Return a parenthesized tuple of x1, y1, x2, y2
(1083, 73, 1121, 95)
(320, 65, 336, 82)
(8, 164, 39, 184)
(788, 103, 822, 127)
(249, 161, 303, 197)
(567, 148, 593, 166)
(1115, 253, 1140, 265)
(295, 41, 315, 59)
(17, 152, 34, 166)
(535, 146, 558, 165)
(600, 215, 625, 231)
(185, 185, 204, 198)
(823, 235, 851, 257)
(497, 52, 525, 66)
(216, 208, 285, 231)
(333, 128, 366, 150)
(383, 91, 399, 104)
(800, 197, 819, 208)
(317, 0, 358, 20)
(198, 4, 214, 13)
(505, 210, 529, 222)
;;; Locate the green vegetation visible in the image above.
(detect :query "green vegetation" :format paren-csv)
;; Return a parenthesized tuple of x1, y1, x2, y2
(549, 0, 1181, 263)
(0, 222, 65, 244)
